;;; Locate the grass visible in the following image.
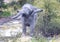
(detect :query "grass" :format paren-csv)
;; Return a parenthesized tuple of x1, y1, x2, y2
(31, 36, 49, 42)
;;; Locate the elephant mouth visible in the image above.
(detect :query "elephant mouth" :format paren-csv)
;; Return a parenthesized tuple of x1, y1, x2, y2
(25, 23, 30, 26)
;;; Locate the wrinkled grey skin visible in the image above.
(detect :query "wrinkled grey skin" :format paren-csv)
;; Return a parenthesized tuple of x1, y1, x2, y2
(11, 4, 43, 36)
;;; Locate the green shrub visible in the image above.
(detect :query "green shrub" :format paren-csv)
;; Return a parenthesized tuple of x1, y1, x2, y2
(0, 11, 11, 17)
(31, 37, 48, 42)
(2, 4, 8, 9)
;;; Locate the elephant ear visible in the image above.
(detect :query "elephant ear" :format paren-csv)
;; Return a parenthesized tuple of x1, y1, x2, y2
(33, 8, 43, 13)
(31, 8, 43, 16)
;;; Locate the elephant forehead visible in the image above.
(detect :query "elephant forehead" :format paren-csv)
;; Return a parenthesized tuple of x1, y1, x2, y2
(22, 4, 34, 11)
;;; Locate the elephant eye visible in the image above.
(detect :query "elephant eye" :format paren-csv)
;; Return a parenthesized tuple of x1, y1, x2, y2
(22, 13, 26, 17)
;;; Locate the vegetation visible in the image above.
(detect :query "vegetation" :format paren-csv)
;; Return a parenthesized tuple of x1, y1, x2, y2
(33, 0, 60, 37)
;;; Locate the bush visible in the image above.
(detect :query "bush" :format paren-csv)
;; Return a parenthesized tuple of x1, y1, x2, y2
(2, 4, 8, 9)
(0, 11, 11, 17)
(41, 18, 60, 37)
